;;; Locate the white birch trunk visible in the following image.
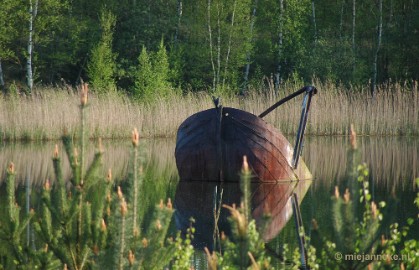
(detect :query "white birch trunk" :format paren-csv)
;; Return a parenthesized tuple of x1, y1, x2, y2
(27, 0, 38, 92)
(216, 2, 221, 89)
(339, 0, 345, 41)
(27, 0, 34, 91)
(242, 0, 258, 94)
(352, 0, 356, 78)
(311, 0, 317, 44)
(174, 0, 183, 45)
(222, 0, 237, 89)
(0, 59, 5, 90)
(274, 0, 284, 91)
(207, 0, 216, 91)
(372, 0, 383, 97)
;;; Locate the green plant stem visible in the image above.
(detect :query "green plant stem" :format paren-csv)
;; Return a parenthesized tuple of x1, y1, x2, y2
(133, 145, 138, 237)
(80, 104, 86, 186)
(77, 104, 87, 268)
(119, 213, 126, 270)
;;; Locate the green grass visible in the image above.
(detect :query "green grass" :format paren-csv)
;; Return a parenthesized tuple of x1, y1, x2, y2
(1, 80, 418, 142)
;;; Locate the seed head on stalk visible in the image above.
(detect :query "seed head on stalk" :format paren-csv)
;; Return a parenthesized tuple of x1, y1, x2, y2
(350, 124, 357, 149)
(80, 83, 88, 107)
(120, 198, 128, 217)
(241, 155, 249, 174)
(132, 128, 139, 147)
(7, 162, 15, 174)
(53, 144, 59, 159)
(106, 168, 112, 183)
(128, 250, 135, 266)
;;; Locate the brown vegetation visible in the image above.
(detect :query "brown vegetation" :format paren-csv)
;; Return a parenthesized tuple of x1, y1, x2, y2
(0, 80, 418, 142)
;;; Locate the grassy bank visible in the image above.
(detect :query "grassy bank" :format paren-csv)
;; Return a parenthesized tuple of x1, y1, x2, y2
(1, 80, 418, 141)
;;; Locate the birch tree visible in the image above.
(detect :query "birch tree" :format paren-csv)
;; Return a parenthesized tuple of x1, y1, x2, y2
(0, 60, 4, 91)
(27, 0, 39, 92)
(339, 0, 345, 42)
(352, 0, 356, 80)
(311, 0, 317, 44)
(174, 0, 183, 45)
(242, 0, 258, 94)
(206, 0, 251, 93)
(371, 0, 383, 97)
(222, 0, 237, 89)
(207, 0, 216, 91)
(274, 0, 284, 91)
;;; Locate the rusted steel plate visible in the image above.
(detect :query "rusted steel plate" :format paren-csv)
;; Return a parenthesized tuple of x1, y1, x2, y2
(175, 107, 311, 182)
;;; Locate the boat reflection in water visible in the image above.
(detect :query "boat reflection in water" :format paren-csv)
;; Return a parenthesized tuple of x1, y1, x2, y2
(174, 179, 312, 250)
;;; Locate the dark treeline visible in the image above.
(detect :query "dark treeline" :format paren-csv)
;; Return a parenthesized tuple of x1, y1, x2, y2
(0, 0, 418, 96)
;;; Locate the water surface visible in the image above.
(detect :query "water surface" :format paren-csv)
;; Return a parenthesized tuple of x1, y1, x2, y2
(0, 136, 418, 266)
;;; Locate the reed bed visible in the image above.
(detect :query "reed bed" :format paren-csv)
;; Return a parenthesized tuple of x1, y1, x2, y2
(0, 89, 214, 141)
(243, 79, 419, 136)
(0, 80, 418, 141)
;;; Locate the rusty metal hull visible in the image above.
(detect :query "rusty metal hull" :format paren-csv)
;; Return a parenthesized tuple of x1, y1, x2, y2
(175, 107, 311, 182)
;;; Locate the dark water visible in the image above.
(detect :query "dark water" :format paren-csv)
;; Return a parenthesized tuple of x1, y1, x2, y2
(0, 136, 418, 266)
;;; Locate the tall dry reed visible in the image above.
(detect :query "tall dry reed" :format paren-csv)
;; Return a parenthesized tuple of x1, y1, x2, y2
(0, 80, 418, 141)
(243, 78, 419, 136)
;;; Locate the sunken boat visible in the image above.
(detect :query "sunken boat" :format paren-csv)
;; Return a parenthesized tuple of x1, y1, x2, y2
(175, 86, 317, 182)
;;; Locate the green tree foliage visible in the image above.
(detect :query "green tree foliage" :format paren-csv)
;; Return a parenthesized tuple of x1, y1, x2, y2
(133, 41, 175, 100)
(0, 0, 417, 92)
(153, 39, 172, 95)
(0, 0, 26, 91)
(35, 0, 94, 84)
(197, 0, 253, 94)
(134, 46, 154, 99)
(87, 9, 117, 92)
(0, 163, 34, 268)
(0, 1, 25, 65)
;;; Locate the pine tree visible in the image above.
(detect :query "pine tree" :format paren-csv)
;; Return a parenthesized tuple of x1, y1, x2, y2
(134, 46, 154, 100)
(87, 9, 117, 93)
(34, 84, 112, 269)
(153, 39, 171, 97)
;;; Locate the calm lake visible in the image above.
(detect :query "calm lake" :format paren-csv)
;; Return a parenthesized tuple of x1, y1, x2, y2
(1, 136, 418, 267)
